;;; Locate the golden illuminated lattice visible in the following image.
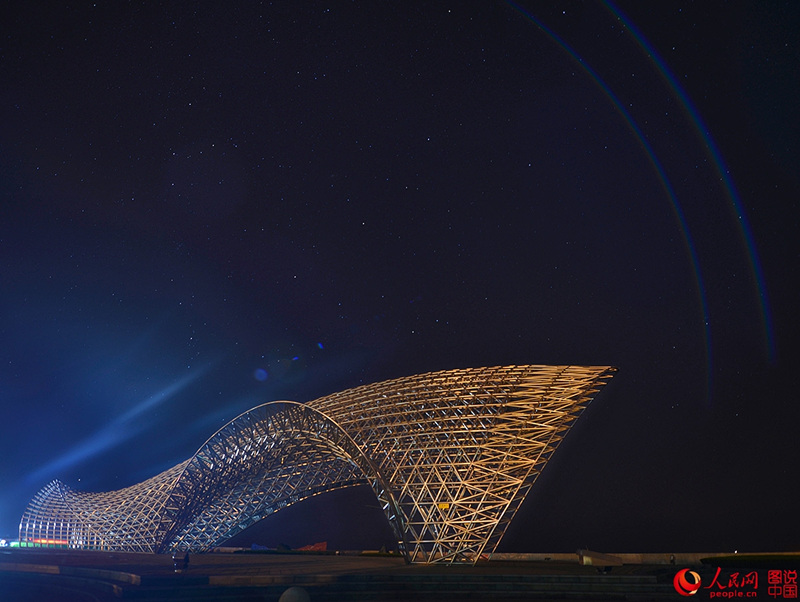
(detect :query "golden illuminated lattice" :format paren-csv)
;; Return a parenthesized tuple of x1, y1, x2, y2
(20, 365, 615, 564)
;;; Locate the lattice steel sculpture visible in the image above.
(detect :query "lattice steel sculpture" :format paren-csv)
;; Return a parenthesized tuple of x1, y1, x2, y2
(20, 365, 615, 563)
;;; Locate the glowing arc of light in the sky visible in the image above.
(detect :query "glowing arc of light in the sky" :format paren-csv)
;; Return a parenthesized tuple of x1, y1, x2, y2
(603, 1, 775, 362)
(505, 1, 713, 398)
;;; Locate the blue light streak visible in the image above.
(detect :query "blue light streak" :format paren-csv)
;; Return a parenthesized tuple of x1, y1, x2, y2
(25, 363, 215, 486)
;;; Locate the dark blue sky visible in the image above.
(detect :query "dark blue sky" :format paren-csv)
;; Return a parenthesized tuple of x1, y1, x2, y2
(1, 1, 797, 552)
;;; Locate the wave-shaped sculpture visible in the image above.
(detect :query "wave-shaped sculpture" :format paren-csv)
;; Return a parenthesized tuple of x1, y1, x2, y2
(20, 365, 615, 563)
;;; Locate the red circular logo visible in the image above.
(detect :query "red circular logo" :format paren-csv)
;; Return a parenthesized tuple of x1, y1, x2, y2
(673, 568, 702, 596)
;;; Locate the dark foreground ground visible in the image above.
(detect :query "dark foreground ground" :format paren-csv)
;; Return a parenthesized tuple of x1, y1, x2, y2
(1, 548, 795, 602)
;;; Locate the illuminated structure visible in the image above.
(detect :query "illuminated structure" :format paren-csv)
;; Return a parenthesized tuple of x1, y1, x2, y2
(20, 365, 614, 564)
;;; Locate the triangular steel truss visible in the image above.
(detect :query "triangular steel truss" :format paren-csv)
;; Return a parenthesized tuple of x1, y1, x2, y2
(19, 365, 614, 564)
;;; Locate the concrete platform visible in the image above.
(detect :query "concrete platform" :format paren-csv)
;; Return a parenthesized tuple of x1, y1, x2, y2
(0, 547, 769, 601)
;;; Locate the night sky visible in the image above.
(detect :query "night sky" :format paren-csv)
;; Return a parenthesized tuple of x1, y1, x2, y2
(1, 2, 797, 553)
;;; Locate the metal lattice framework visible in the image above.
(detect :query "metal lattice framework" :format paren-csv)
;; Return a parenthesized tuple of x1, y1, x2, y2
(20, 365, 615, 563)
